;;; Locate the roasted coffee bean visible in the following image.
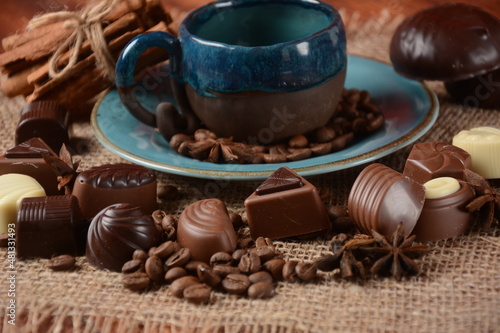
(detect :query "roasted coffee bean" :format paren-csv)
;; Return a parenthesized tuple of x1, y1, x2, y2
(165, 267, 188, 283)
(231, 249, 247, 263)
(132, 249, 149, 262)
(287, 148, 312, 161)
(213, 265, 241, 278)
(241, 211, 249, 225)
(210, 252, 233, 266)
(310, 142, 333, 156)
(194, 129, 217, 141)
(255, 236, 273, 248)
(46, 254, 76, 271)
(238, 252, 261, 274)
(313, 127, 336, 143)
(327, 206, 348, 220)
(288, 134, 309, 149)
(247, 282, 275, 299)
(122, 259, 144, 274)
(177, 141, 192, 156)
(158, 185, 178, 201)
(148, 247, 157, 257)
(263, 259, 285, 281)
(183, 283, 212, 304)
(169, 133, 192, 151)
(352, 117, 368, 134)
(170, 276, 200, 298)
(151, 241, 177, 259)
(237, 237, 254, 249)
(197, 265, 221, 287)
(152, 210, 166, 226)
(163, 226, 176, 241)
(283, 260, 298, 283)
(295, 262, 317, 281)
(315, 254, 338, 272)
(165, 248, 191, 268)
(185, 260, 209, 273)
(249, 271, 273, 284)
(332, 216, 355, 233)
(145, 256, 164, 284)
(161, 214, 177, 229)
(366, 114, 384, 133)
(252, 246, 275, 262)
(331, 132, 354, 152)
(123, 272, 150, 291)
(222, 274, 251, 294)
(229, 212, 244, 229)
(263, 153, 287, 164)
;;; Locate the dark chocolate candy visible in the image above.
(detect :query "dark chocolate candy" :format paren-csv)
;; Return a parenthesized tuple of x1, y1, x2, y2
(390, 4, 500, 82)
(0, 138, 61, 195)
(244, 167, 330, 240)
(403, 142, 471, 184)
(412, 180, 475, 242)
(348, 163, 425, 239)
(86, 203, 161, 272)
(72, 163, 157, 219)
(15, 101, 69, 152)
(177, 199, 237, 263)
(16, 195, 86, 259)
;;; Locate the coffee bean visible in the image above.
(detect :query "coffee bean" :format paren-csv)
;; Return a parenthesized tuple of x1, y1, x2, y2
(123, 272, 150, 291)
(145, 256, 164, 284)
(170, 276, 199, 298)
(332, 216, 355, 233)
(165, 267, 187, 283)
(213, 265, 241, 278)
(152, 210, 166, 226)
(313, 127, 336, 143)
(165, 248, 191, 268)
(222, 274, 251, 294)
(185, 260, 209, 273)
(132, 249, 149, 262)
(210, 252, 233, 266)
(46, 254, 76, 271)
(295, 262, 317, 281)
(288, 134, 308, 148)
(331, 132, 354, 152)
(263, 153, 287, 164)
(183, 283, 211, 304)
(177, 141, 192, 156)
(148, 247, 157, 257)
(249, 271, 273, 284)
(169, 133, 193, 151)
(286, 148, 312, 161)
(231, 249, 247, 264)
(238, 252, 261, 274)
(263, 259, 285, 281)
(194, 129, 217, 141)
(241, 211, 249, 225)
(366, 114, 384, 133)
(197, 265, 221, 287)
(151, 241, 177, 259)
(158, 185, 178, 201)
(310, 142, 333, 156)
(283, 260, 298, 283)
(121, 259, 144, 274)
(161, 214, 177, 230)
(252, 246, 275, 262)
(229, 212, 244, 229)
(237, 237, 254, 249)
(327, 206, 348, 220)
(247, 282, 275, 299)
(255, 237, 273, 248)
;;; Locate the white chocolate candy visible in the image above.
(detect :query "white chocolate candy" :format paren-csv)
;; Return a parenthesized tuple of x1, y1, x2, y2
(452, 127, 500, 179)
(423, 177, 460, 199)
(0, 174, 45, 233)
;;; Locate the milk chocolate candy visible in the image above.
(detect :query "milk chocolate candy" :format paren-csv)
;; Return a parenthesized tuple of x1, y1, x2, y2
(0, 174, 46, 234)
(244, 167, 330, 240)
(348, 163, 425, 239)
(412, 179, 475, 242)
(73, 163, 157, 219)
(15, 101, 69, 152)
(16, 195, 86, 259)
(452, 127, 500, 179)
(86, 203, 162, 272)
(403, 142, 471, 184)
(0, 138, 61, 195)
(177, 199, 237, 263)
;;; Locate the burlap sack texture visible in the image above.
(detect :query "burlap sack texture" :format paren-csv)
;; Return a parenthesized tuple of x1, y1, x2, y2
(1, 9, 499, 333)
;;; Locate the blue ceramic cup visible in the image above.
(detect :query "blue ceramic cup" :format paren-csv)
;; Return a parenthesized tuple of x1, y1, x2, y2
(116, 0, 347, 144)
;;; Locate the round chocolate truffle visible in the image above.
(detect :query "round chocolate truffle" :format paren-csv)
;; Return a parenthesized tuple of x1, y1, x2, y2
(86, 203, 162, 272)
(390, 4, 500, 108)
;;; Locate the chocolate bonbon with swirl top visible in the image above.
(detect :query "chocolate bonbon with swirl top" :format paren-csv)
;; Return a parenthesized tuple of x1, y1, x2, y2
(86, 203, 162, 272)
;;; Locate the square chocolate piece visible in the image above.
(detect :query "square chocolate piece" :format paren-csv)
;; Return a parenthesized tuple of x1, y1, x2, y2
(244, 167, 330, 240)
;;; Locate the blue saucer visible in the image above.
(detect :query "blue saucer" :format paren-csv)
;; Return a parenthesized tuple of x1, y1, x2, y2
(91, 55, 439, 180)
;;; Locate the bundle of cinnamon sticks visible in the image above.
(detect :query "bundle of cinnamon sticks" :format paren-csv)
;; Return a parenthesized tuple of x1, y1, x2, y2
(0, 0, 173, 112)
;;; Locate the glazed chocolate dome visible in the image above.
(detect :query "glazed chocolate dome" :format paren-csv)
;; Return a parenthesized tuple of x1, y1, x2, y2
(390, 4, 500, 82)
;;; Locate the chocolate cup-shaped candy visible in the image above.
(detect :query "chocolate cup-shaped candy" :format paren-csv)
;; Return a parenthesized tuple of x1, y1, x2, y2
(348, 164, 425, 239)
(403, 142, 471, 184)
(177, 199, 237, 263)
(86, 203, 162, 272)
(412, 181, 475, 242)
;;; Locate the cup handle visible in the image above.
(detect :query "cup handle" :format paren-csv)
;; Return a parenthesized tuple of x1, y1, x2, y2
(115, 31, 200, 139)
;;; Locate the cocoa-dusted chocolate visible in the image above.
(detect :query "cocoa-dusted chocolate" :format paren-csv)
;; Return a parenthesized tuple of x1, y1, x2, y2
(0, 138, 61, 195)
(412, 179, 475, 242)
(403, 142, 471, 184)
(15, 101, 69, 152)
(86, 203, 162, 272)
(73, 163, 157, 218)
(348, 163, 425, 239)
(16, 195, 86, 259)
(244, 167, 330, 240)
(177, 199, 237, 263)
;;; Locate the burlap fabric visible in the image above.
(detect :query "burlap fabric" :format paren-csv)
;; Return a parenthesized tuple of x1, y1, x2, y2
(1, 10, 499, 333)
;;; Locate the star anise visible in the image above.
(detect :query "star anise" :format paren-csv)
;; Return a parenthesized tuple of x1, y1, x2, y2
(42, 144, 80, 194)
(367, 223, 429, 281)
(464, 169, 500, 230)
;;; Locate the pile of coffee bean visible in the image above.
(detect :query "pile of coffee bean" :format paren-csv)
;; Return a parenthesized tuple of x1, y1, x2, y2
(169, 89, 385, 164)
(121, 235, 318, 304)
